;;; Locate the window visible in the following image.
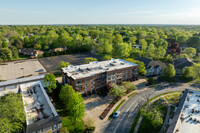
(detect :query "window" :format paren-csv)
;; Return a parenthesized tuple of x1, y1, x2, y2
(52, 124, 57, 130)
(85, 80, 88, 92)
(91, 79, 93, 89)
(77, 81, 82, 84)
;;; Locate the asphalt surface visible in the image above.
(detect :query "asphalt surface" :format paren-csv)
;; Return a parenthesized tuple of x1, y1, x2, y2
(101, 83, 200, 133)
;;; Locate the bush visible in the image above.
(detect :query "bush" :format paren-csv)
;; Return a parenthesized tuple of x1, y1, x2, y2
(146, 77, 156, 85)
(121, 81, 137, 92)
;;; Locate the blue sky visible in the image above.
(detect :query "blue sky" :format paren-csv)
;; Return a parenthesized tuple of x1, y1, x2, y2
(1, 0, 200, 24)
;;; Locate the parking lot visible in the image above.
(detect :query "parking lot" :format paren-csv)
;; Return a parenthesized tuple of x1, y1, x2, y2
(38, 53, 102, 72)
(0, 59, 46, 81)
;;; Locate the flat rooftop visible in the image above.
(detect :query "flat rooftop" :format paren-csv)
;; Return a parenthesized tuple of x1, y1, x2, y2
(0, 59, 46, 81)
(62, 59, 138, 80)
(20, 81, 58, 125)
(169, 90, 200, 133)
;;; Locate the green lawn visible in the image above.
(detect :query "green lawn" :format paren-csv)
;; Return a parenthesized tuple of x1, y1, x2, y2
(128, 92, 137, 98)
(138, 99, 167, 133)
(61, 117, 85, 133)
(165, 93, 181, 105)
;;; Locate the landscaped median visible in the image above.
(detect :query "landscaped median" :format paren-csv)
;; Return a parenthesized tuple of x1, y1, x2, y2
(129, 91, 182, 133)
(100, 90, 137, 120)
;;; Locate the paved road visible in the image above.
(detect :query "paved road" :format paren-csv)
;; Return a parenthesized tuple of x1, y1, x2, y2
(101, 83, 200, 133)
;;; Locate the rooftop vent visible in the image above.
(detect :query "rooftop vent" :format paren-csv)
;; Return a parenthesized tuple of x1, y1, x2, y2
(110, 63, 115, 66)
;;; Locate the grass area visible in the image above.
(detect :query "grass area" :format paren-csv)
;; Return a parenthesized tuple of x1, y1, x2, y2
(109, 99, 126, 119)
(165, 93, 182, 105)
(61, 116, 85, 133)
(128, 92, 137, 98)
(144, 91, 182, 106)
(129, 110, 141, 133)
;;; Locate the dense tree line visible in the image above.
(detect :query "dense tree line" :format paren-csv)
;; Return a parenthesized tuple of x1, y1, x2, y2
(1, 25, 200, 62)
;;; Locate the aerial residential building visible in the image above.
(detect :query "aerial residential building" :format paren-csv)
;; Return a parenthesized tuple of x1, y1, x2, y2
(61, 59, 138, 95)
(19, 48, 44, 58)
(20, 81, 62, 133)
(167, 89, 200, 133)
(173, 58, 194, 74)
(136, 57, 166, 76)
(0, 79, 62, 133)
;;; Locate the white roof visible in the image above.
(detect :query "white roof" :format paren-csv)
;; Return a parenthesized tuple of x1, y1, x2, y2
(173, 90, 200, 133)
(62, 59, 137, 80)
(20, 81, 58, 125)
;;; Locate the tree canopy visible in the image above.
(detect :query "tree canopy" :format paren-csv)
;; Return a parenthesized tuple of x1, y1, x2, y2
(0, 92, 26, 133)
(57, 61, 71, 70)
(163, 64, 176, 78)
(83, 57, 97, 64)
(44, 73, 57, 93)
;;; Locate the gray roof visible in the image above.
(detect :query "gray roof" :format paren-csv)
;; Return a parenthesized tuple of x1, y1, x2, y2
(173, 58, 194, 69)
(26, 116, 62, 133)
(136, 57, 152, 67)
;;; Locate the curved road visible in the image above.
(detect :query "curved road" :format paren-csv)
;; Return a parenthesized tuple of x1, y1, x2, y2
(101, 83, 200, 133)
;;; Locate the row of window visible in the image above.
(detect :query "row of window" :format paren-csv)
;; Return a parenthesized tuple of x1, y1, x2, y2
(33, 124, 57, 133)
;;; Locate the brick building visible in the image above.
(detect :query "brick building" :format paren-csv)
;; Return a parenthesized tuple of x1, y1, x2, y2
(62, 59, 138, 95)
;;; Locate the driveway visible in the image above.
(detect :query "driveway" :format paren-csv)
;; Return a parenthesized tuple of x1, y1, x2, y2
(101, 83, 200, 133)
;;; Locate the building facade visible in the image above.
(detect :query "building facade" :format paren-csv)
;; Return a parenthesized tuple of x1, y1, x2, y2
(62, 59, 138, 95)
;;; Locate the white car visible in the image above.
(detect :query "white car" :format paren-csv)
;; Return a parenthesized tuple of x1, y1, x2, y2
(113, 111, 120, 118)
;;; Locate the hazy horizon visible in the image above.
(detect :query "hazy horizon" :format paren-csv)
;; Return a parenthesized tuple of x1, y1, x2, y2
(1, 0, 200, 25)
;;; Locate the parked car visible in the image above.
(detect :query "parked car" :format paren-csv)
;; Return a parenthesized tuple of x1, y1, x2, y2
(113, 111, 120, 118)
(38, 69, 44, 72)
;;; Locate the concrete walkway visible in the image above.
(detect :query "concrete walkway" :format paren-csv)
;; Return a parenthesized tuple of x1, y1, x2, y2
(133, 92, 180, 133)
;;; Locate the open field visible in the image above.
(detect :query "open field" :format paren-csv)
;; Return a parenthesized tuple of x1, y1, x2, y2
(0, 59, 46, 81)
(38, 53, 102, 72)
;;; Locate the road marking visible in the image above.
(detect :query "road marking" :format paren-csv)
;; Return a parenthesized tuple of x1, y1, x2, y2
(113, 101, 138, 133)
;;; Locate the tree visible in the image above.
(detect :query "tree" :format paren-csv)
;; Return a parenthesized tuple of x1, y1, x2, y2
(147, 44, 155, 57)
(140, 39, 147, 50)
(11, 46, 19, 59)
(182, 66, 195, 79)
(57, 61, 71, 70)
(44, 73, 57, 93)
(183, 47, 196, 59)
(113, 43, 132, 58)
(140, 108, 163, 132)
(2, 41, 9, 48)
(113, 34, 123, 44)
(130, 36, 137, 45)
(34, 43, 42, 50)
(59, 84, 85, 123)
(102, 54, 112, 61)
(125, 58, 146, 75)
(121, 81, 137, 92)
(163, 64, 175, 78)
(59, 84, 75, 107)
(67, 92, 85, 123)
(12, 39, 24, 49)
(187, 36, 200, 47)
(108, 85, 125, 98)
(83, 57, 97, 64)
(0, 92, 26, 133)
(0, 48, 12, 62)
